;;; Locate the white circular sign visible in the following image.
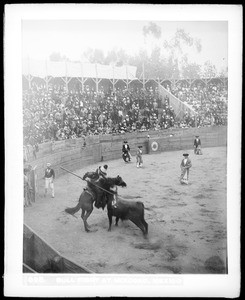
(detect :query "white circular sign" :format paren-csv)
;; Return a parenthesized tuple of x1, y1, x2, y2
(151, 141, 159, 151)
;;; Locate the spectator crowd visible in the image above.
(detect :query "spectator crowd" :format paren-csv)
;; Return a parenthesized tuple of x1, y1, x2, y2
(165, 80, 227, 127)
(23, 79, 228, 146)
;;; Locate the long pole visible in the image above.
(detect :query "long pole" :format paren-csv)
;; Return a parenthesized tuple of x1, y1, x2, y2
(60, 166, 84, 180)
(60, 166, 116, 195)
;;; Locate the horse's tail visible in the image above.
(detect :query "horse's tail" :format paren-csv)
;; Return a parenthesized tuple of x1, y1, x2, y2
(65, 201, 81, 215)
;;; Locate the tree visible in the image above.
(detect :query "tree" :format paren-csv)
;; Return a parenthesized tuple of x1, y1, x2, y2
(143, 22, 162, 39)
(202, 60, 218, 78)
(93, 49, 105, 64)
(148, 46, 164, 79)
(162, 28, 202, 78)
(104, 49, 118, 65)
(83, 48, 105, 64)
(219, 65, 228, 78)
(49, 52, 69, 62)
(143, 22, 162, 58)
(104, 48, 129, 66)
(116, 49, 129, 66)
(182, 61, 201, 79)
(83, 48, 94, 63)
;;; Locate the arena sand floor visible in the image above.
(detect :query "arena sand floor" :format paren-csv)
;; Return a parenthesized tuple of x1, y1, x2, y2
(24, 146, 227, 274)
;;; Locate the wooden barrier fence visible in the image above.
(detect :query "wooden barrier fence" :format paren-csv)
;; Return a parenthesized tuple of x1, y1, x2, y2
(24, 126, 227, 194)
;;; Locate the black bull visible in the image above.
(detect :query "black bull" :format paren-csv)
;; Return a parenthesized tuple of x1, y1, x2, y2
(106, 193, 148, 237)
(63, 167, 149, 236)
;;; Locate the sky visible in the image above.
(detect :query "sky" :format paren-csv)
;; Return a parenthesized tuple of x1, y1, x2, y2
(22, 20, 228, 72)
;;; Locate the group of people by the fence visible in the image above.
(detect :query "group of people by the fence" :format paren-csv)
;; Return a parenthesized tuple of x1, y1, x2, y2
(23, 81, 227, 147)
(24, 161, 55, 207)
(23, 164, 35, 207)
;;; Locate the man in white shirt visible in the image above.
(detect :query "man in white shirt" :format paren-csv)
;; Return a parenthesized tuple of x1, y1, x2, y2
(180, 154, 192, 184)
(43, 163, 55, 198)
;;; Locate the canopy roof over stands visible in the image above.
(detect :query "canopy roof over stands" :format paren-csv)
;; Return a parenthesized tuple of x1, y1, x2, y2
(22, 58, 137, 80)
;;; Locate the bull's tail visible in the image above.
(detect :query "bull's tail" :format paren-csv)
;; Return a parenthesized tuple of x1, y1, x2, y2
(65, 201, 81, 215)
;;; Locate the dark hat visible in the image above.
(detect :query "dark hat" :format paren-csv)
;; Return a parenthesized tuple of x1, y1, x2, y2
(138, 145, 142, 148)
(195, 135, 199, 137)
(183, 153, 189, 157)
(124, 140, 127, 143)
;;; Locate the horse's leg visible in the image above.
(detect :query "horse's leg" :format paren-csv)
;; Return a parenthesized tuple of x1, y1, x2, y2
(81, 208, 91, 230)
(115, 216, 119, 226)
(83, 209, 95, 232)
(80, 192, 97, 232)
(81, 208, 90, 232)
(107, 211, 113, 231)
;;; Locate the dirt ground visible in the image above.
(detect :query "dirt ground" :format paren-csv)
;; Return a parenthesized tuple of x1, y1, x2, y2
(24, 146, 227, 274)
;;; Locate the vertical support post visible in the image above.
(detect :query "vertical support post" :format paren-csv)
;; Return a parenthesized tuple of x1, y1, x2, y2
(95, 63, 99, 93)
(112, 63, 115, 92)
(126, 64, 129, 90)
(80, 62, 84, 92)
(28, 77, 32, 89)
(143, 35, 147, 91)
(45, 59, 49, 91)
(157, 77, 161, 91)
(157, 77, 161, 108)
(142, 61, 145, 90)
(27, 56, 32, 89)
(65, 60, 68, 93)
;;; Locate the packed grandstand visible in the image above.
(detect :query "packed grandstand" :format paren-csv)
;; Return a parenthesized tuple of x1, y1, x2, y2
(22, 60, 228, 146)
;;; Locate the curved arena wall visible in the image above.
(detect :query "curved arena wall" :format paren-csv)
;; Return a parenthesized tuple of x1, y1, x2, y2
(24, 126, 227, 183)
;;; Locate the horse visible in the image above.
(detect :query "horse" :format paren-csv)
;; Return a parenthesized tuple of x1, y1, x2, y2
(65, 175, 127, 232)
(105, 191, 148, 237)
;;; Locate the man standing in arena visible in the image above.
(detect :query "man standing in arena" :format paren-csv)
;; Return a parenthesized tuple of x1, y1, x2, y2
(180, 153, 192, 184)
(122, 140, 131, 161)
(136, 145, 143, 168)
(43, 162, 55, 198)
(194, 135, 202, 154)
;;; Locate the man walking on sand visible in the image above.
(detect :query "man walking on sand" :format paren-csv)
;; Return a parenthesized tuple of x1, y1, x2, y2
(180, 153, 192, 184)
(136, 145, 143, 168)
(194, 135, 202, 155)
(43, 162, 55, 198)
